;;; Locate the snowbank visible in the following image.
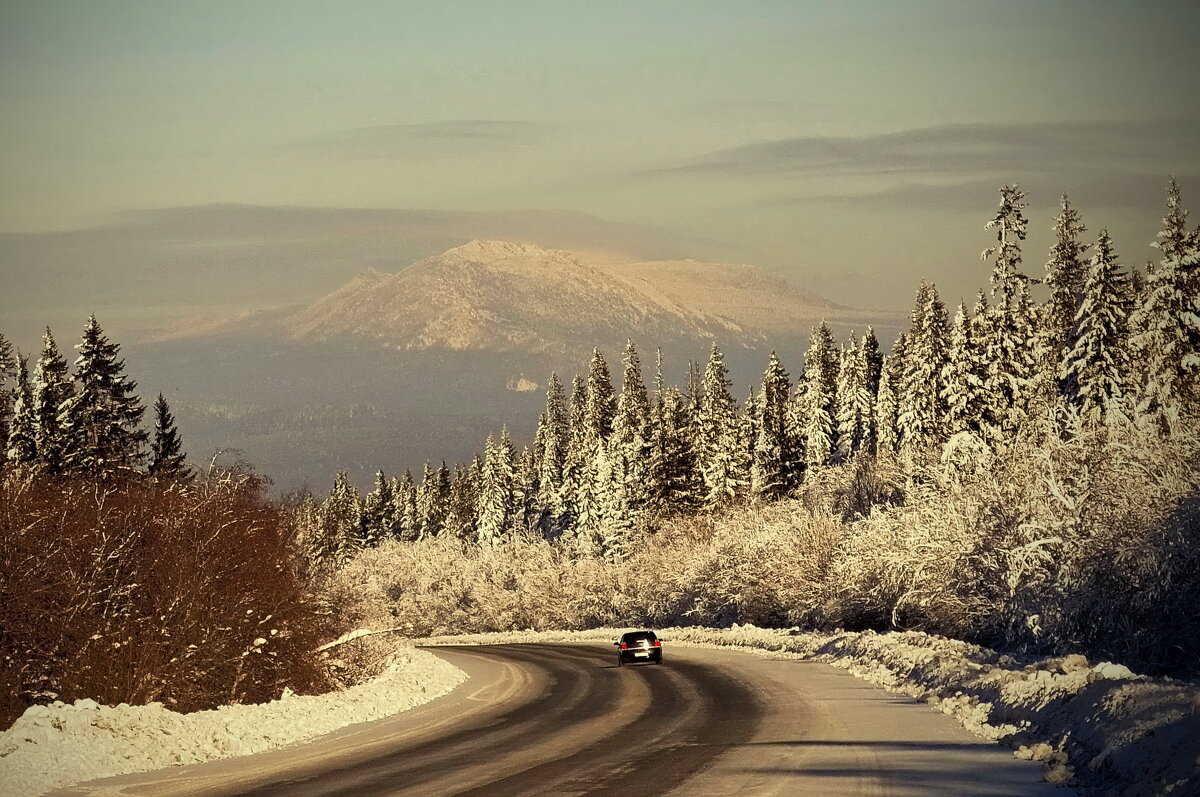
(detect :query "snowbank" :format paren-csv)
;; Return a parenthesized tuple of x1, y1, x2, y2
(0, 647, 466, 797)
(422, 626, 1200, 795)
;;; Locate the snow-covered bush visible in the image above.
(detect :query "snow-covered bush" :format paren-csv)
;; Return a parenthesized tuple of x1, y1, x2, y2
(0, 470, 333, 729)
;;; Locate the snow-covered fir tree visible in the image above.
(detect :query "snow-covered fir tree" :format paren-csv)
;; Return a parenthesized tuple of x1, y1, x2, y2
(647, 351, 699, 514)
(593, 438, 634, 560)
(860, 327, 883, 453)
(802, 323, 838, 469)
(751, 351, 792, 501)
(476, 429, 515, 545)
(584, 348, 616, 442)
(941, 303, 987, 436)
(535, 373, 568, 515)
(511, 446, 537, 532)
(1063, 229, 1132, 424)
(444, 464, 478, 540)
(1042, 195, 1090, 388)
(31, 328, 73, 474)
(694, 342, 747, 508)
(1130, 177, 1200, 433)
(835, 335, 873, 461)
(558, 374, 590, 524)
(62, 316, 147, 474)
(320, 471, 361, 566)
(981, 185, 1038, 437)
(6, 354, 37, 466)
(148, 393, 189, 480)
(611, 340, 651, 516)
(897, 282, 949, 454)
(393, 469, 418, 541)
(360, 470, 396, 547)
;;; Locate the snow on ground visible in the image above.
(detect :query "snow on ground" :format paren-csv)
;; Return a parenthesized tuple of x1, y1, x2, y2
(0, 646, 466, 797)
(422, 626, 1200, 796)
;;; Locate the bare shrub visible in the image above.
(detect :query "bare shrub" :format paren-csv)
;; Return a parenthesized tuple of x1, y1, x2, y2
(0, 470, 332, 728)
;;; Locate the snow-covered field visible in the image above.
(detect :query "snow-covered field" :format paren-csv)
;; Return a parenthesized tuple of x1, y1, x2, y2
(0, 647, 466, 797)
(424, 626, 1200, 795)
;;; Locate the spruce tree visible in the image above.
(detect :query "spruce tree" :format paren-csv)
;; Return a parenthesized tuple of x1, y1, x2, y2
(321, 471, 361, 566)
(31, 328, 73, 474)
(558, 374, 590, 524)
(611, 340, 651, 514)
(148, 393, 189, 480)
(941, 304, 987, 436)
(981, 185, 1037, 435)
(1131, 177, 1200, 432)
(874, 333, 907, 456)
(476, 430, 515, 545)
(897, 282, 950, 454)
(533, 374, 568, 521)
(1042, 195, 1090, 390)
(416, 462, 438, 538)
(360, 470, 395, 547)
(860, 327, 883, 454)
(584, 348, 616, 442)
(6, 354, 37, 466)
(393, 469, 418, 541)
(1063, 230, 1132, 424)
(445, 464, 479, 540)
(62, 315, 147, 474)
(594, 438, 634, 560)
(751, 351, 791, 501)
(836, 335, 873, 462)
(694, 342, 747, 508)
(802, 323, 838, 469)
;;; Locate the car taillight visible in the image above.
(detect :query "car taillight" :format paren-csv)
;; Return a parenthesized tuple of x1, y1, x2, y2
(620, 643, 627, 650)
(653, 640, 661, 647)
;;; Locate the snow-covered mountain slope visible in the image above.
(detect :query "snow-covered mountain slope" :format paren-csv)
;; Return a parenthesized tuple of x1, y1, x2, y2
(285, 240, 862, 355)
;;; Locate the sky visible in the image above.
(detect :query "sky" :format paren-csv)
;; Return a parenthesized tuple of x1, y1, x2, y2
(2, 0, 1199, 345)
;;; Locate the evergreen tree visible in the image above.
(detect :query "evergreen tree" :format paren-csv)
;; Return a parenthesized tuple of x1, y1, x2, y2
(1063, 230, 1132, 424)
(981, 185, 1038, 435)
(751, 351, 791, 501)
(393, 470, 419, 541)
(1131, 177, 1200, 433)
(536, 373, 569, 514)
(860, 327, 883, 454)
(611, 340, 651, 514)
(31, 328, 73, 474)
(897, 282, 950, 454)
(584, 348, 616, 442)
(62, 315, 147, 473)
(6, 355, 37, 466)
(835, 335, 872, 461)
(694, 342, 747, 508)
(1042, 195, 1090, 389)
(148, 393, 189, 480)
(802, 323, 838, 469)
(445, 464, 479, 540)
(360, 470, 396, 547)
(511, 447, 536, 532)
(320, 471, 361, 566)
(558, 374, 590, 524)
(941, 304, 987, 436)
(594, 438, 635, 560)
(476, 430, 515, 545)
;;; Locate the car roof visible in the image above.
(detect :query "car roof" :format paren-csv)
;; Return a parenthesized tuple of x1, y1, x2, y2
(620, 630, 657, 639)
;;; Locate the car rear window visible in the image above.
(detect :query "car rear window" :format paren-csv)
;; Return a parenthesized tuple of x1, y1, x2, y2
(622, 631, 657, 643)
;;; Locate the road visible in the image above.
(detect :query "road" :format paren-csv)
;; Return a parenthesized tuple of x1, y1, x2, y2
(59, 643, 1070, 796)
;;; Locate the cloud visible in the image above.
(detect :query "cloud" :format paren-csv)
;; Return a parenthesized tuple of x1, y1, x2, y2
(649, 119, 1200, 178)
(296, 120, 559, 160)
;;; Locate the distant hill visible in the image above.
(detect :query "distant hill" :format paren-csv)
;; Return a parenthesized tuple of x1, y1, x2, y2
(283, 240, 871, 357)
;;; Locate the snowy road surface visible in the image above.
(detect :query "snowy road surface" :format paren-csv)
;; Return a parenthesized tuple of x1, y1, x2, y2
(56, 643, 1070, 796)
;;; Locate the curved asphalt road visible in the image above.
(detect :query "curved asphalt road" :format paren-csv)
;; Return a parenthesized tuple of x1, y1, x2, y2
(60, 643, 1070, 797)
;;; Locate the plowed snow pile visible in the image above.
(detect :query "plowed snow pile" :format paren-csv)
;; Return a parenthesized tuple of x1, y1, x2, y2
(0, 647, 465, 797)
(423, 626, 1200, 796)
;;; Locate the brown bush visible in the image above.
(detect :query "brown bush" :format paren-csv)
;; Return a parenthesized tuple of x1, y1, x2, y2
(0, 470, 333, 728)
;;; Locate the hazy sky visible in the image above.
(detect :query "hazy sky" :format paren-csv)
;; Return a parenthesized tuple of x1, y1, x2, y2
(3, 0, 1199, 342)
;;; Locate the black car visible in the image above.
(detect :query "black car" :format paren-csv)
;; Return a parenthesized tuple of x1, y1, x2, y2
(614, 630, 663, 666)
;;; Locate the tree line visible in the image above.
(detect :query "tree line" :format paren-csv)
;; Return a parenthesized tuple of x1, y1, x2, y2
(0, 316, 188, 481)
(298, 179, 1197, 568)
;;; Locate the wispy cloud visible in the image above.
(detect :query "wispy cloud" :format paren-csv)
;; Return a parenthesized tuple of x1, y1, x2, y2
(296, 120, 559, 160)
(649, 119, 1200, 177)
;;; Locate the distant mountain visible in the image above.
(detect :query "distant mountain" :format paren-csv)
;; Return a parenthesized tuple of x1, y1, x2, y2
(284, 240, 869, 356)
